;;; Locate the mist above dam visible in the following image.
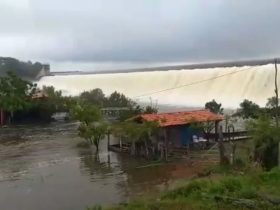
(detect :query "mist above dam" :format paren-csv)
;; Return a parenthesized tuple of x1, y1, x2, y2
(38, 63, 279, 108)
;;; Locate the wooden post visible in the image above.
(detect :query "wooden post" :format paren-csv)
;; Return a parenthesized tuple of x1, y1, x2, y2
(278, 142, 280, 167)
(164, 128, 168, 161)
(0, 109, 3, 126)
(218, 125, 226, 165)
(214, 121, 219, 142)
(107, 132, 110, 150)
(119, 136, 122, 150)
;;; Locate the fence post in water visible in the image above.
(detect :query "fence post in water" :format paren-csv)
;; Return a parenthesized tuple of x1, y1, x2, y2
(0, 109, 4, 126)
(215, 121, 219, 142)
(164, 129, 168, 161)
(218, 125, 226, 165)
(107, 132, 110, 150)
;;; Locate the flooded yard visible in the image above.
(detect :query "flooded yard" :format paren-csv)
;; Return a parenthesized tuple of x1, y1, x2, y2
(0, 122, 200, 210)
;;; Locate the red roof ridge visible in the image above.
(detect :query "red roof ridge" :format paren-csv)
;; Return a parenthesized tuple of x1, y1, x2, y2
(139, 109, 217, 116)
(130, 109, 224, 127)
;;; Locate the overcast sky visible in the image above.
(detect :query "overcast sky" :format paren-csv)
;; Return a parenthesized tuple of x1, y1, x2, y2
(0, 0, 280, 71)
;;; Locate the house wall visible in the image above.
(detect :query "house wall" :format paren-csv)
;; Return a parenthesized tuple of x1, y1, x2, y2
(166, 125, 203, 148)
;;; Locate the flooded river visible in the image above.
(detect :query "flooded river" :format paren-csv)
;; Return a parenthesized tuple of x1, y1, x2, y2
(0, 122, 199, 210)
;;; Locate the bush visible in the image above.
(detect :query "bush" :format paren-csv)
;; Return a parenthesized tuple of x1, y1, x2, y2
(234, 158, 246, 168)
(259, 167, 280, 183)
(162, 180, 206, 199)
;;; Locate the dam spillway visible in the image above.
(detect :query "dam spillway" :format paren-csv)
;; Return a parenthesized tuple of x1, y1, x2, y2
(38, 63, 279, 108)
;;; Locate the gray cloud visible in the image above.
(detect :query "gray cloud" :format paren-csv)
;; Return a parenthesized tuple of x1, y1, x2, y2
(0, 0, 280, 69)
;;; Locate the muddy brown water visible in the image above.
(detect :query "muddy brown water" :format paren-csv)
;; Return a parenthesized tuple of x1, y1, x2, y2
(0, 122, 200, 210)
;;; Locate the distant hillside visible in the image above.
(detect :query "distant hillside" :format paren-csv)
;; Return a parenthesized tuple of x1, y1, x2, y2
(0, 57, 49, 80)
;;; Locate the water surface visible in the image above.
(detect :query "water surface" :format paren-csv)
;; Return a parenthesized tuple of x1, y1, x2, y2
(0, 122, 198, 210)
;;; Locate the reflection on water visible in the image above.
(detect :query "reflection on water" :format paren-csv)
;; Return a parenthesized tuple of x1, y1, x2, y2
(0, 122, 198, 210)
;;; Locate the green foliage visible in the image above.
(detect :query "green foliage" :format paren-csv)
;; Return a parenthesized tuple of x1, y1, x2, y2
(71, 104, 107, 151)
(163, 180, 206, 199)
(112, 121, 158, 143)
(70, 104, 102, 125)
(0, 71, 36, 121)
(0, 57, 44, 79)
(119, 105, 143, 121)
(143, 105, 158, 114)
(266, 96, 280, 109)
(105, 91, 133, 107)
(248, 116, 280, 169)
(78, 122, 108, 150)
(80, 88, 106, 107)
(94, 169, 280, 210)
(205, 99, 223, 114)
(239, 99, 260, 119)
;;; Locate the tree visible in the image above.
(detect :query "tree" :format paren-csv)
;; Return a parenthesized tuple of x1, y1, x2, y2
(112, 121, 158, 158)
(0, 71, 36, 122)
(144, 105, 158, 114)
(0, 57, 44, 80)
(78, 122, 108, 151)
(266, 96, 280, 109)
(105, 91, 133, 107)
(70, 104, 102, 125)
(71, 104, 107, 151)
(203, 100, 223, 141)
(205, 99, 223, 114)
(248, 116, 280, 169)
(80, 88, 105, 107)
(239, 99, 260, 119)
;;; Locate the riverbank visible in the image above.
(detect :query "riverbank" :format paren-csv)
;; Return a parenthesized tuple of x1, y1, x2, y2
(89, 167, 280, 210)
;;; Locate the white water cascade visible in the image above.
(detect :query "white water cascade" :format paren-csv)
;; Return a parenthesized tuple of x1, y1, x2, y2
(38, 64, 279, 108)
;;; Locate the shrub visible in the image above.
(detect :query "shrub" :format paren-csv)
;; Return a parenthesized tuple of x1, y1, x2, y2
(162, 180, 206, 199)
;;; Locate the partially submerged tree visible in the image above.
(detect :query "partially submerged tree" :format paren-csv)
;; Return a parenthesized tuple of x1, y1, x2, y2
(71, 104, 107, 151)
(78, 122, 108, 151)
(112, 121, 159, 158)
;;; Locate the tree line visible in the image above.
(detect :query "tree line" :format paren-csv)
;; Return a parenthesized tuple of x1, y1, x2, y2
(0, 57, 45, 80)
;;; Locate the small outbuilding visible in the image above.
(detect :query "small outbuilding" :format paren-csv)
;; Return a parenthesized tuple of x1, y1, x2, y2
(131, 109, 224, 150)
(109, 109, 224, 159)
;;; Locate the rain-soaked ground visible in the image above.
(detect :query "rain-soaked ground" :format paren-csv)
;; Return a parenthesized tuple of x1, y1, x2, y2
(0, 122, 201, 210)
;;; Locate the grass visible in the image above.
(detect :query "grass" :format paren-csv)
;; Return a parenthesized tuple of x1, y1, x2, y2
(87, 167, 280, 210)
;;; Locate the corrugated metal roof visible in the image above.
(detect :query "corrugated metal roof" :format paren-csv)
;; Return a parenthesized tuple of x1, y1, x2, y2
(134, 110, 224, 127)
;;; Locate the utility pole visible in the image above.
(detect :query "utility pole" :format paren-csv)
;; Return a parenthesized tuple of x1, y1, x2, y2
(275, 58, 279, 127)
(275, 59, 280, 168)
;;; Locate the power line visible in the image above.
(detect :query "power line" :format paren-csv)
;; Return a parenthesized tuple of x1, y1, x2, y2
(133, 66, 257, 98)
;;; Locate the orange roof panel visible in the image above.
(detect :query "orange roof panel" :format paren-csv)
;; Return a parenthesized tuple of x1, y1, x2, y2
(134, 110, 224, 127)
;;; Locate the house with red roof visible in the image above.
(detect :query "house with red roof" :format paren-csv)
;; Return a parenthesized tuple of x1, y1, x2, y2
(131, 109, 224, 152)
(109, 109, 224, 159)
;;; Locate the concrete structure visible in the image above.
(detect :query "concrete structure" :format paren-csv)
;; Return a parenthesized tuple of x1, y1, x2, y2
(47, 58, 279, 77)
(35, 64, 50, 80)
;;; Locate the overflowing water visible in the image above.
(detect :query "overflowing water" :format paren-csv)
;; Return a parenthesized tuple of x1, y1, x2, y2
(38, 64, 279, 108)
(0, 122, 202, 210)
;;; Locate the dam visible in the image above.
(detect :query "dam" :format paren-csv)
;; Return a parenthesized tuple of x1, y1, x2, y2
(37, 59, 280, 108)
